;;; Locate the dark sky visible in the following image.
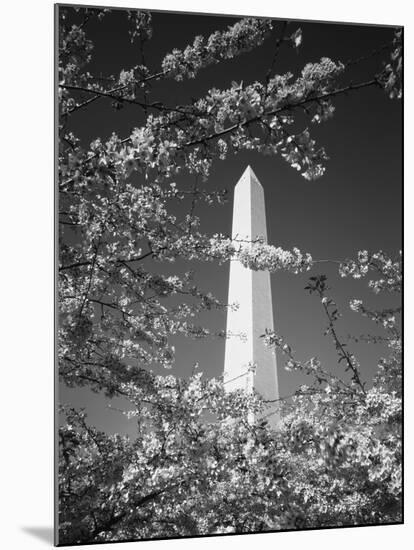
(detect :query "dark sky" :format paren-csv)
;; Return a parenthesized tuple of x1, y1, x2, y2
(59, 5, 402, 436)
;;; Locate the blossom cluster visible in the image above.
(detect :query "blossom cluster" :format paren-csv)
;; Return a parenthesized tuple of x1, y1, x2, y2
(237, 243, 313, 273)
(127, 10, 152, 43)
(162, 18, 273, 80)
(339, 250, 401, 293)
(380, 28, 402, 100)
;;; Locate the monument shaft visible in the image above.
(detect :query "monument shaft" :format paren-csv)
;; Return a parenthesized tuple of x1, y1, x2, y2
(224, 166, 279, 425)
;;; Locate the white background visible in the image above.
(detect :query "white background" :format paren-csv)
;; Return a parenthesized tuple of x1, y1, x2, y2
(0, 0, 411, 548)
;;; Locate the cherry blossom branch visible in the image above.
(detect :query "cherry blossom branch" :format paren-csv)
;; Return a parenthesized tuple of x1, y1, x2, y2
(59, 76, 381, 191)
(306, 275, 366, 394)
(60, 84, 189, 116)
(59, 250, 154, 272)
(185, 78, 379, 148)
(63, 83, 129, 115)
(263, 21, 289, 96)
(77, 243, 99, 318)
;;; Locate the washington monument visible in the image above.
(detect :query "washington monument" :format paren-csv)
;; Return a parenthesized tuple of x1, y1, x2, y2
(224, 166, 279, 427)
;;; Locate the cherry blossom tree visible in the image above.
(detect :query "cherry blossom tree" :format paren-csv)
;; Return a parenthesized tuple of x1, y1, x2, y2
(57, 6, 402, 544)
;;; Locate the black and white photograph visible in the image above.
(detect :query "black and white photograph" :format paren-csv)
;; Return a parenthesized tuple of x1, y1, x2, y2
(56, 3, 402, 546)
